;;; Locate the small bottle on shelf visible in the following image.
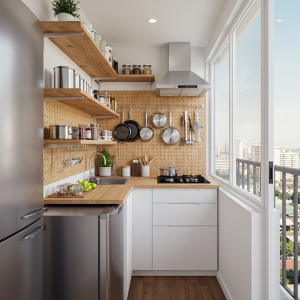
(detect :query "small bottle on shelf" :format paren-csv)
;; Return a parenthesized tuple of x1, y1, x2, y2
(85, 124, 92, 140)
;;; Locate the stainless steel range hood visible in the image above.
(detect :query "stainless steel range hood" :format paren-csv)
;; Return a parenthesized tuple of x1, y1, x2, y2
(156, 43, 211, 97)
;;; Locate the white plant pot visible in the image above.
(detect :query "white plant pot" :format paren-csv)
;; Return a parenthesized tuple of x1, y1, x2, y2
(57, 13, 74, 21)
(100, 167, 111, 177)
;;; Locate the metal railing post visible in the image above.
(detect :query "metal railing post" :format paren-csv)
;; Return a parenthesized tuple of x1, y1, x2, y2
(236, 161, 239, 187)
(254, 166, 257, 195)
(293, 174, 298, 298)
(242, 163, 245, 189)
(282, 172, 286, 286)
(247, 164, 250, 192)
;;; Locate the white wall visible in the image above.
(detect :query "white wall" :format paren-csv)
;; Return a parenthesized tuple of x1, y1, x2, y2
(206, 0, 247, 60)
(100, 45, 206, 91)
(217, 188, 263, 300)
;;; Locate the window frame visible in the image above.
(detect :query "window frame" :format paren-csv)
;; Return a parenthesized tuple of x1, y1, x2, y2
(208, 0, 268, 209)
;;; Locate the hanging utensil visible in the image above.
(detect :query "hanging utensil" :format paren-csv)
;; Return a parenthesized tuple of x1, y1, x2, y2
(52, 148, 65, 173)
(161, 111, 180, 145)
(192, 110, 203, 133)
(181, 116, 185, 146)
(151, 107, 167, 128)
(112, 155, 117, 174)
(186, 116, 194, 144)
(124, 108, 141, 142)
(114, 110, 132, 142)
(140, 109, 154, 141)
(184, 110, 188, 142)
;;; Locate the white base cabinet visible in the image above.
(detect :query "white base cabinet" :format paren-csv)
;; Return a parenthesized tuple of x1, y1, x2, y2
(132, 190, 153, 270)
(131, 188, 218, 273)
(153, 225, 217, 270)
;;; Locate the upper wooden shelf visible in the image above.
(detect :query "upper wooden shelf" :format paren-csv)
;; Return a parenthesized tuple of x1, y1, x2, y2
(99, 74, 155, 83)
(42, 21, 117, 78)
(44, 139, 117, 145)
(44, 88, 119, 117)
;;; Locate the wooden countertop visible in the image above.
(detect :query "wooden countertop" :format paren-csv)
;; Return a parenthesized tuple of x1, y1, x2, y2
(44, 176, 219, 205)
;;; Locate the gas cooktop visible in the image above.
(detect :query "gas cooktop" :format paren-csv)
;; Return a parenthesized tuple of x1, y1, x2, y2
(157, 175, 210, 184)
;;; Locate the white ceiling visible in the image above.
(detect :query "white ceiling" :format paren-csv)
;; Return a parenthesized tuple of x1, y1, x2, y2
(79, 0, 226, 48)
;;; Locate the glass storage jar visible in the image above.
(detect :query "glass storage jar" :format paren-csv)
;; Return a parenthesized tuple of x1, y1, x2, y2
(132, 65, 141, 74)
(143, 64, 152, 74)
(122, 64, 131, 75)
(102, 92, 108, 106)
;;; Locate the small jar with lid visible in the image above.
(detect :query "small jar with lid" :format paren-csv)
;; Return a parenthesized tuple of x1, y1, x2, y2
(122, 64, 131, 75)
(132, 65, 141, 74)
(102, 92, 108, 106)
(122, 166, 131, 177)
(143, 64, 152, 74)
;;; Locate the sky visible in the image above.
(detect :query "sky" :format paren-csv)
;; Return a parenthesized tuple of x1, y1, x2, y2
(215, 0, 300, 149)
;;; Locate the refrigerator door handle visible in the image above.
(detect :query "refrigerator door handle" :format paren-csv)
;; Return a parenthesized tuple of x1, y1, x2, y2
(21, 225, 46, 240)
(21, 207, 48, 220)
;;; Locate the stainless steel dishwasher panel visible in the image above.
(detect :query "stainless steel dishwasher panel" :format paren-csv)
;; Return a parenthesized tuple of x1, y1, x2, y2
(44, 208, 101, 300)
(100, 205, 125, 300)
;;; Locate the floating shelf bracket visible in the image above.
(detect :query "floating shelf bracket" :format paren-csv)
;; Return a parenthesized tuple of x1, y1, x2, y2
(92, 77, 117, 90)
(44, 96, 84, 101)
(43, 32, 84, 38)
(150, 78, 152, 90)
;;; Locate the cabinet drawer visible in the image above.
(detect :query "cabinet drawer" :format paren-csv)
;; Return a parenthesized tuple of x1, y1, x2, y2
(153, 203, 217, 225)
(153, 225, 217, 270)
(153, 189, 217, 203)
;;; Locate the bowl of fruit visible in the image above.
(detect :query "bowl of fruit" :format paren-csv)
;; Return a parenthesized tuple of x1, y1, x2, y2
(77, 180, 97, 192)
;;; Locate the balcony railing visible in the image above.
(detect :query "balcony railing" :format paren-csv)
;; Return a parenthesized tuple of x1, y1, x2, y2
(235, 159, 300, 299)
(236, 158, 261, 196)
(275, 165, 300, 300)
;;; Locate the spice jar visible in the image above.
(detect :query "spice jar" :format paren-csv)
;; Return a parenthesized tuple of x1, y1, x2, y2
(111, 97, 115, 111)
(122, 64, 131, 75)
(113, 60, 118, 74)
(85, 124, 91, 140)
(102, 92, 108, 106)
(122, 166, 131, 177)
(90, 124, 99, 140)
(143, 64, 152, 74)
(107, 95, 111, 109)
(132, 65, 141, 74)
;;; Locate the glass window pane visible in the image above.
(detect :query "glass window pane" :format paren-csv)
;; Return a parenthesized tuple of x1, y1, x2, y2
(274, 0, 300, 294)
(235, 0, 261, 196)
(214, 42, 229, 181)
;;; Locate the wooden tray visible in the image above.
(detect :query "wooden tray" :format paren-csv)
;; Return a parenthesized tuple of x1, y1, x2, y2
(46, 186, 99, 198)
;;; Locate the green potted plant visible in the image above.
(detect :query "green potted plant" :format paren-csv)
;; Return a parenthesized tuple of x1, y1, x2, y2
(97, 148, 112, 177)
(52, 0, 80, 21)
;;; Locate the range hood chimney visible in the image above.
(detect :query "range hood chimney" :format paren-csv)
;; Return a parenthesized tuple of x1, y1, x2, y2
(156, 42, 211, 97)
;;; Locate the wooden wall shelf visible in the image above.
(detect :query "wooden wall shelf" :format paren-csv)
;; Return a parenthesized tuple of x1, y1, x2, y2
(42, 21, 117, 78)
(44, 88, 119, 117)
(98, 74, 155, 83)
(44, 140, 117, 145)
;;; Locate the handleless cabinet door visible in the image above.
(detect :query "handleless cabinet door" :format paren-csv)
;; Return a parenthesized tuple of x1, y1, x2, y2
(132, 190, 153, 270)
(153, 225, 217, 270)
(0, 218, 44, 300)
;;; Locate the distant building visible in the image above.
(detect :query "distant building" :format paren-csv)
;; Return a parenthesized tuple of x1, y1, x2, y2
(274, 147, 299, 180)
(215, 159, 229, 177)
(225, 141, 229, 152)
(215, 147, 221, 157)
(243, 146, 251, 160)
(251, 142, 261, 162)
(236, 136, 243, 159)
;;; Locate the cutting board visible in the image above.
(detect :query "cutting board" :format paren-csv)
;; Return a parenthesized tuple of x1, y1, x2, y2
(46, 186, 99, 198)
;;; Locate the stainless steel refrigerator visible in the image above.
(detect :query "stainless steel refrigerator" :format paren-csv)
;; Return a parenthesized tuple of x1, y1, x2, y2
(0, 1, 46, 299)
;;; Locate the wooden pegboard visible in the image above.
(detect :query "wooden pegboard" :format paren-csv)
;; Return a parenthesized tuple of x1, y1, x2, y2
(96, 91, 206, 177)
(43, 101, 97, 186)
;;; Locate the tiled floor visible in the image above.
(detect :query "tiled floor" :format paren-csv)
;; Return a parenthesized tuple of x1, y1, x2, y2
(127, 276, 226, 300)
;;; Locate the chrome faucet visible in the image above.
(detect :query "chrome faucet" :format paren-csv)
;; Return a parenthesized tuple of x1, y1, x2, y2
(88, 152, 106, 179)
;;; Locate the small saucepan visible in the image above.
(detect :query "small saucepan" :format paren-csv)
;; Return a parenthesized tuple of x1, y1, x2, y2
(157, 165, 181, 177)
(151, 108, 167, 128)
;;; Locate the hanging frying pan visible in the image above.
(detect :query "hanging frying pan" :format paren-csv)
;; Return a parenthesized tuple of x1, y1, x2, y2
(161, 111, 180, 145)
(114, 110, 131, 142)
(140, 109, 154, 141)
(151, 107, 167, 128)
(124, 110, 141, 142)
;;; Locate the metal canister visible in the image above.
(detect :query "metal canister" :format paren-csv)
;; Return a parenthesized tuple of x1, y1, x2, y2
(80, 78, 87, 92)
(49, 125, 73, 139)
(75, 73, 81, 88)
(90, 124, 99, 140)
(53, 66, 75, 88)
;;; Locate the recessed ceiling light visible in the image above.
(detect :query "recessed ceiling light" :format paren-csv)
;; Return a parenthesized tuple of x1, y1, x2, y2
(277, 19, 283, 22)
(147, 19, 157, 23)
